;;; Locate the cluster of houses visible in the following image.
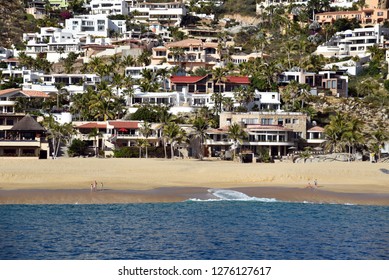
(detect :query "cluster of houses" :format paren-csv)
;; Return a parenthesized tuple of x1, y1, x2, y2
(1, 0, 389, 159)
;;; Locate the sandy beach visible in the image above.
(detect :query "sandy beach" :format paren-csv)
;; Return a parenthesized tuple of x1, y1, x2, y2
(0, 157, 388, 205)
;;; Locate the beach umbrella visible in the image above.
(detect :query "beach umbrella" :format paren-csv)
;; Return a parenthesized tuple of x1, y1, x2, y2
(313, 147, 323, 151)
(288, 146, 297, 150)
(118, 128, 128, 132)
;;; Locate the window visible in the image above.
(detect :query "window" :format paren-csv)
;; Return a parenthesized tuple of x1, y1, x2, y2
(337, 80, 343, 89)
(261, 118, 273, 125)
(293, 132, 302, 139)
(6, 119, 14, 126)
(272, 94, 275, 99)
(285, 118, 291, 124)
(278, 118, 283, 125)
(292, 119, 299, 124)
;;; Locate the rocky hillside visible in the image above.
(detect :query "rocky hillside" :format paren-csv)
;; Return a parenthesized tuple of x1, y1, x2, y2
(0, 0, 37, 48)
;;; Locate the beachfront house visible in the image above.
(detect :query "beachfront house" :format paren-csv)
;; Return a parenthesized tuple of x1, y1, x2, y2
(0, 88, 49, 114)
(203, 111, 309, 159)
(73, 120, 163, 157)
(0, 114, 49, 158)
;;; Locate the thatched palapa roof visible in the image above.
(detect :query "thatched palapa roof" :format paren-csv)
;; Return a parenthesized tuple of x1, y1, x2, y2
(10, 115, 45, 131)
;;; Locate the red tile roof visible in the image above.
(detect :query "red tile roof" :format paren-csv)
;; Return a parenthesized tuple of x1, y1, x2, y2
(170, 75, 207, 84)
(77, 123, 107, 129)
(3, 58, 19, 62)
(226, 76, 250, 84)
(0, 88, 20, 96)
(21, 90, 49, 98)
(307, 126, 325, 132)
(166, 39, 203, 48)
(109, 121, 139, 129)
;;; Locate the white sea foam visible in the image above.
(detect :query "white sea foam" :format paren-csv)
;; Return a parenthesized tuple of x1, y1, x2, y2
(188, 189, 278, 202)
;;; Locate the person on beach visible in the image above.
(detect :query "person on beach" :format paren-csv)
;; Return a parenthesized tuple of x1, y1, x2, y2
(90, 183, 94, 192)
(93, 181, 97, 192)
(306, 181, 312, 189)
(100, 182, 103, 191)
(314, 179, 318, 188)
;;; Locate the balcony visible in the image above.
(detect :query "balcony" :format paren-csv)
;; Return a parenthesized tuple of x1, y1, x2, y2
(0, 140, 42, 147)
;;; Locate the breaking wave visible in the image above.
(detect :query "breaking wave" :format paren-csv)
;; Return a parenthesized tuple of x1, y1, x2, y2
(188, 189, 278, 202)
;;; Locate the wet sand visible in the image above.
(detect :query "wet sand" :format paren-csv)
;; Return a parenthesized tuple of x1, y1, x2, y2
(0, 187, 388, 205)
(0, 158, 388, 205)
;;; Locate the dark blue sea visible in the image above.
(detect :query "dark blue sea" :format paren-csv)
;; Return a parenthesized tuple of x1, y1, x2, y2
(1, 192, 388, 260)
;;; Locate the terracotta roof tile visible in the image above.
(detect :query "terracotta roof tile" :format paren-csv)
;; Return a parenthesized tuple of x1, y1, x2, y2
(165, 39, 203, 48)
(170, 75, 207, 84)
(307, 126, 325, 132)
(109, 121, 139, 129)
(21, 90, 49, 98)
(77, 123, 107, 129)
(226, 76, 250, 84)
(0, 88, 21, 96)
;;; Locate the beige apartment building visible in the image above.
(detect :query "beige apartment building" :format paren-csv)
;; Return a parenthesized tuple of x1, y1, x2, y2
(315, 9, 389, 26)
(366, 0, 389, 9)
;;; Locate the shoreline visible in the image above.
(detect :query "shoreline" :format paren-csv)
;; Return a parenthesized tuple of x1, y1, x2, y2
(1, 187, 389, 206)
(0, 158, 389, 206)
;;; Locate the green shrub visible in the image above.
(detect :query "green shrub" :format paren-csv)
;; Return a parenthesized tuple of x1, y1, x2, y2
(68, 139, 88, 157)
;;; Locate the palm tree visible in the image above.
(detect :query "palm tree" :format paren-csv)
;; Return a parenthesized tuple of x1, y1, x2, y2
(212, 67, 228, 115)
(370, 129, 389, 161)
(227, 123, 247, 160)
(281, 80, 300, 110)
(111, 72, 124, 95)
(139, 69, 159, 92)
(156, 106, 175, 159)
(136, 139, 148, 159)
(163, 122, 186, 160)
(324, 113, 364, 157)
(341, 117, 364, 161)
(192, 116, 209, 160)
(88, 57, 103, 74)
(109, 54, 122, 74)
(121, 55, 135, 69)
(42, 116, 76, 158)
(137, 50, 152, 66)
(54, 82, 67, 110)
(282, 40, 297, 69)
(157, 68, 169, 92)
(222, 97, 234, 112)
(89, 82, 115, 121)
(88, 127, 103, 158)
(122, 75, 135, 105)
(139, 121, 152, 158)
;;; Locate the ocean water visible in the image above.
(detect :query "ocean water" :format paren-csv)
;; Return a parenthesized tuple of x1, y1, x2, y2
(0, 190, 388, 260)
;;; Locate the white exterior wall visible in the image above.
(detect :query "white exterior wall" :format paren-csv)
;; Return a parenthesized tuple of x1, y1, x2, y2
(65, 15, 127, 38)
(90, 0, 129, 15)
(23, 27, 82, 63)
(0, 47, 14, 60)
(130, 2, 186, 23)
(315, 25, 389, 58)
